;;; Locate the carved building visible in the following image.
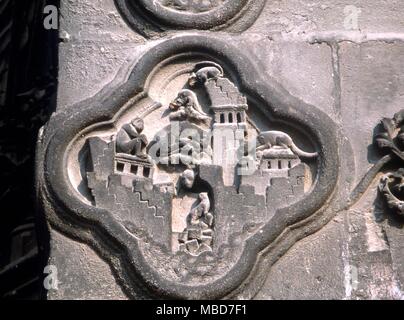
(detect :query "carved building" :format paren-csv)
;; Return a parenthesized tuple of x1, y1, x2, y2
(207, 74, 249, 186)
(31, 0, 404, 301)
(242, 147, 305, 197)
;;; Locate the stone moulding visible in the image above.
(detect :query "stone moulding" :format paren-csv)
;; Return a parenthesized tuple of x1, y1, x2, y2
(37, 35, 341, 299)
(114, 0, 266, 37)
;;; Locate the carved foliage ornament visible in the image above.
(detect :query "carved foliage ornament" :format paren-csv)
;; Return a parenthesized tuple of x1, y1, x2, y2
(114, 0, 265, 37)
(376, 110, 404, 217)
(37, 36, 342, 299)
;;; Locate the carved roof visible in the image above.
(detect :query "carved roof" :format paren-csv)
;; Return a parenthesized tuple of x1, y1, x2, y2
(260, 147, 300, 160)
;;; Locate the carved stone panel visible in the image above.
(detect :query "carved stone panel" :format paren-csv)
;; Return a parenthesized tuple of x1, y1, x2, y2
(114, 0, 265, 37)
(37, 35, 347, 299)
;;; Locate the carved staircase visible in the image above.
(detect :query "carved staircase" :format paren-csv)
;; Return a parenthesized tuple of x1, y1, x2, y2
(205, 77, 247, 107)
(133, 191, 161, 218)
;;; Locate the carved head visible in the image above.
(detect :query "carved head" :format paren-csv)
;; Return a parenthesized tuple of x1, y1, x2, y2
(257, 134, 265, 145)
(181, 169, 195, 189)
(393, 110, 404, 129)
(169, 89, 194, 111)
(131, 117, 144, 133)
(188, 73, 198, 87)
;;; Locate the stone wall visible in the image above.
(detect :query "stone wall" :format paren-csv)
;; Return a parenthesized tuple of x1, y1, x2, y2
(46, 0, 404, 300)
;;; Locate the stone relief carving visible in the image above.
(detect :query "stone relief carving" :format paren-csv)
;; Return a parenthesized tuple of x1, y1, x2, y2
(341, 109, 404, 220)
(375, 110, 404, 218)
(256, 131, 319, 159)
(379, 170, 404, 216)
(37, 36, 343, 299)
(178, 192, 214, 255)
(169, 89, 210, 123)
(116, 118, 149, 158)
(84, 61, 316, 258)
(375, 110, 404, 162)
(114, 0, 265, 37)
(161, 0, 221, 13)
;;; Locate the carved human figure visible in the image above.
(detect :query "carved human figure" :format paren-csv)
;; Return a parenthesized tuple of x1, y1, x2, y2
(116, 118, 148, 158)
(169, 89, 210, 123)
(393, 109, 404, 126)
(188, 192, 213, 230)
(179, 192, 214, 255)
(181, 169, 195, 190)
(256, 131, 318, 159)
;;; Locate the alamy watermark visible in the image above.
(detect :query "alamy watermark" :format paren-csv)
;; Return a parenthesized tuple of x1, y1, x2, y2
(147, 121, 258, 176)
(43, 265, 59, 290)
(43, 5, 58, 30)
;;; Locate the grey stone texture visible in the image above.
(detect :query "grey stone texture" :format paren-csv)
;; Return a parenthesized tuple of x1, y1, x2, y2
(48, 230, 127, 300)
(46, 0, 404, 299)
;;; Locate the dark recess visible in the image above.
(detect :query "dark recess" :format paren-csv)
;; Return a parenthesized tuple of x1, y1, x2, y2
(0, 0, 59, 299)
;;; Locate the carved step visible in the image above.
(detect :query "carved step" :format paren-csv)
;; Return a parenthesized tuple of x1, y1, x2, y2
(133, 192, 159, 217)
(213, 78, 247, 105)
(205, 81, 232, 106)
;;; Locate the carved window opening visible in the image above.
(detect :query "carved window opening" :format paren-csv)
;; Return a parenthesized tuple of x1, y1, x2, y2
(220, 113, 225, 123)
(131, 165, 138, 175)
(117, 162, 124, 172)
(229, 113, 234, 123)
(144, 167, 151, 178)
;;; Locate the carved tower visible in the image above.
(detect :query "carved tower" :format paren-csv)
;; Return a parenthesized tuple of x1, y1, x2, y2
(205, 77, 249, 186)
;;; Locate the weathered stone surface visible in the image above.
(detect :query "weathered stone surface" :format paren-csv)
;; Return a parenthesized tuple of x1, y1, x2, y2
(251, 0, 404, 34)
(255, 217, 346, 300)
(60, 0, 142, 42)
(48, 230, 127, 300)
(257, 181, 404, 300)
(340, 42, 404, 181)
(247, 39, 336, 117)
(37, 0, 404, 300)
(57, 43, 142, 108)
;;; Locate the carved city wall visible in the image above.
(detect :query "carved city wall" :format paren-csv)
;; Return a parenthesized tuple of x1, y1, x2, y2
(36, 0, 404, 300)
